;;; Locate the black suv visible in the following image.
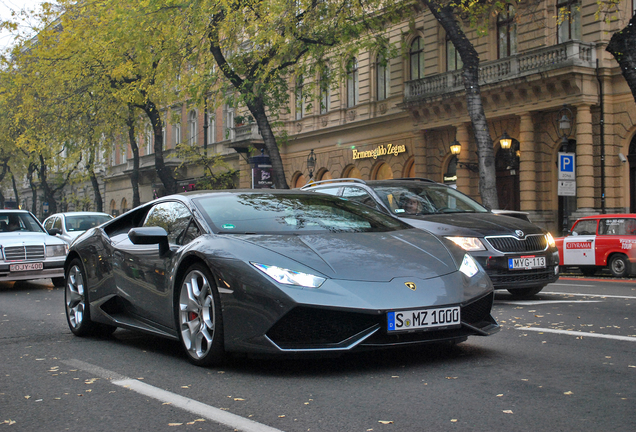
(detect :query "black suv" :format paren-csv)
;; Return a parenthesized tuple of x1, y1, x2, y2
(302, 178, 559, 298)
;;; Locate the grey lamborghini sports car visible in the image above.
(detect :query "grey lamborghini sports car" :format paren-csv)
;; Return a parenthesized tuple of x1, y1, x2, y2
(64, 190, 499, 366)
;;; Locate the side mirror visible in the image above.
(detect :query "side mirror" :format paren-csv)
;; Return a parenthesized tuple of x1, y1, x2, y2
(128, 227, 169, 255)
(48, 228, 62, 236)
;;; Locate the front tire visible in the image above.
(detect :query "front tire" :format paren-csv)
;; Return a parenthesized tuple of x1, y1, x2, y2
(177, 264, 225, 366)
(65, 259, 96, 336)
(507, 286, 544, 298)
(609, 254, 629, 278)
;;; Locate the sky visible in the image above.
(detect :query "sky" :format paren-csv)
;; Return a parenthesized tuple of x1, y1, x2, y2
(0, 0, 48, 51)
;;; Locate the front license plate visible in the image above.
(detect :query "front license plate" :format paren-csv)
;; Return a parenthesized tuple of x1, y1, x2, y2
(387, 306, 460, 332)
(508, 256, 546, 270)
(10, 262, 44, 272)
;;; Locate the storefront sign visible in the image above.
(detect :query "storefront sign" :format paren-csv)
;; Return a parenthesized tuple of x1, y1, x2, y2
(352, 143, 406, 160)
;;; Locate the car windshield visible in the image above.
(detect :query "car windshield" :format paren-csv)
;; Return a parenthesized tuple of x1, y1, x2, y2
(0, 212, 46, 233)
(371, 183, 489, 216)
(195, 193, 407, 234)
(65, 215, 112, 232)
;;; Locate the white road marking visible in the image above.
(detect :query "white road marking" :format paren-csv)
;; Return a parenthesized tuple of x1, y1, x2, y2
(516, 327, 636, 342)
(62, 359, 284, 432)
(542, 291, 636, 300)
(549, 283, 596, 287)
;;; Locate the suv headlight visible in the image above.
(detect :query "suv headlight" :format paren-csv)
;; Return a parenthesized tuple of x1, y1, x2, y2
(46, 244, 68, 257)
(445, 236, 486, 251)
(545, 232, 556, 248)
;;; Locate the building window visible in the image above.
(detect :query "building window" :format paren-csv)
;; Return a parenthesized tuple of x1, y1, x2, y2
(121, 144, 127, 163)
(121, 198, 128, 214)
(376, 54, 389, 101)
(295, 76, 306, 120)
(208, 115, 216, 144)
(320, 67, 330, 114)
(346, 57, 359, 108)
(145, 125, 153, 155)
(557, 0, 581, 43)
(410, 36, 425, 80)
(188, 110, 197, 145)
(498, 5, 517, 58)
(174, 122, 181, 145)
(225, 106, 235, 140)
(374, 163, 393, 180)
(446, 35, 463, 71)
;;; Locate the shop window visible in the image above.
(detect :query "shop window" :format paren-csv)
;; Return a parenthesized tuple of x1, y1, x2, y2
(446, 35, 463, 71)
(557, 0, 581, 43)
(374, 163, 393, 180)
(110, 200, 117, 216)
(294, 174, 307, 188)
(376, 54, 389, 101)
(403, 157, 415, 178)
(344, 166, 362, 179)
(318, 170, 332, 181)
(410, 36, 425, 80)
(347, 58, 359, 108)
(497, 5, 517, 58)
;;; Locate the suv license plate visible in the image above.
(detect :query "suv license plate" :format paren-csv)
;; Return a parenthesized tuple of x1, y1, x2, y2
(508, 256, 546, 270)
(387, 306, 460, 332)
(10, 263, 44, 272)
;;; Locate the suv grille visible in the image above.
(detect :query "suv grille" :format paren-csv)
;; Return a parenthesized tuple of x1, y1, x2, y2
(3, 245, 45, 261)
(485, 234, 547, 253)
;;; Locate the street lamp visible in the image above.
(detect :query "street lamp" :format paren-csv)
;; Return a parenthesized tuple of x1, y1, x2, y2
(499, 131, 512, 150)
(307, 149, 316, 180)
(448, 140, 478, 172)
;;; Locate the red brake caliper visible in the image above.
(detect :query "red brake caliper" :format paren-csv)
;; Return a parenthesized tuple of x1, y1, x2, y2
(188, 312, 198, 321)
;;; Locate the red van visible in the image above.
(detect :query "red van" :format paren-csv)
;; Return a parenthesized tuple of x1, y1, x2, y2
(556, 214, 636, 277)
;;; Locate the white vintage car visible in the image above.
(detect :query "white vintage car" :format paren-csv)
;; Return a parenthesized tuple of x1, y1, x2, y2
(0, 210, 68, 286)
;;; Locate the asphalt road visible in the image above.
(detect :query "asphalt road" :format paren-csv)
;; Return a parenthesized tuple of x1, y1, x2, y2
(1, 277, 634, 431)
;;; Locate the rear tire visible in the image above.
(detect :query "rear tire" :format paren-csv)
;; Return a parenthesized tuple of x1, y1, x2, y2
(507, 286, 544, 299)
(609, 254, 629, 278)
(65, 259, 96, 336)
(176, 263, 225, 366)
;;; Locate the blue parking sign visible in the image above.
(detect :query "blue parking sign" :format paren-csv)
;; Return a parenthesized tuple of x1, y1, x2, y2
(558, 152, 575, 180)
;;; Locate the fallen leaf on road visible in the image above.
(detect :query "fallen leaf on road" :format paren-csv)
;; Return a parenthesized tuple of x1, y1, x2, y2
(2, 420, 16, 425)
(378, 420, 393, 424)
(278, 415, 285, 418)
(234, 398, 245, 401)
(168, 423, 183, 426)
(450, 419, 458, 422)
(496, 394, 504, 397)
(503, 410, 513, 414)
(24, 396, 30, 399)
(564, 391, 573, 395)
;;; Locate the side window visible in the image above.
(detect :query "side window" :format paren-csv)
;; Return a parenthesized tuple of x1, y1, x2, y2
(342, 187, 381, 210)
(177, 220, 202, 246)
(143, 201, 193, 245)
(572, 220, 597, 236)
(599, 219, 627, 236)
(44, 218, 54, 230)
(53, 217, 63, 230)
(314, 187, 341, 196)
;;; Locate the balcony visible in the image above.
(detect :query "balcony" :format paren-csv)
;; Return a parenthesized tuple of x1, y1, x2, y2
(233, 124, 261, 142)
(404, 41, 597, 103)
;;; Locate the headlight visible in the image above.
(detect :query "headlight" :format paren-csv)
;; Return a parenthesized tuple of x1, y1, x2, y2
(459, 254, 480, 278)
(445, 236, 486, 251)
(46, 244, 68, 257)
(545, 232, 556, 248)
(251, 263, 326, 288)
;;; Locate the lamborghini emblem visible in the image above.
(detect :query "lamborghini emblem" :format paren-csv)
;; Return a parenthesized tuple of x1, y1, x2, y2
(405, 282, 416, 291)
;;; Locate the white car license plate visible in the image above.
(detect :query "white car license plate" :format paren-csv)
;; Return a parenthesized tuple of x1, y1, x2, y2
(508, 256, 546, 270)
(387, 306, 460, 332)
(10, 263, 44, 272)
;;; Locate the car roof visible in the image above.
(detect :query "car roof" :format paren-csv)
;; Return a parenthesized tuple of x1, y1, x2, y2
(576, 214, 636, 220)
(300, 178, 437, 190)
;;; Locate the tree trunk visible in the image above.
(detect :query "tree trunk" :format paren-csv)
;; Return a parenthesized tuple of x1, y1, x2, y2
(207, 25, 289, 189)
(27, 163, 38, 215)
(140, 100, 177, 196)
(0, 161, 8, 208)
(87, 148, 103, 212)
(127, 105, 141, 207)
(10, 171, 19, 209)
(607, 14, 636, 103)
(37, 154, 57, 216)
(420, 1, 499, 209)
